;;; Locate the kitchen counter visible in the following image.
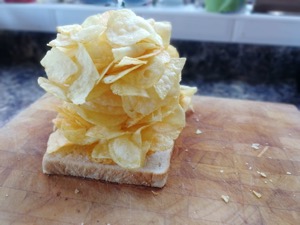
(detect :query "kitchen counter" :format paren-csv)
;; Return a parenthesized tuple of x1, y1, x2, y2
(1, 31, 300, 127)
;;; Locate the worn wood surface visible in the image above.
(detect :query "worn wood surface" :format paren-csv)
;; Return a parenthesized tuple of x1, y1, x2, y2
(0, 94, 300, 225)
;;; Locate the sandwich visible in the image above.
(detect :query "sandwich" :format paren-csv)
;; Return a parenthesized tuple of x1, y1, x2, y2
(38, 9, 197, 188)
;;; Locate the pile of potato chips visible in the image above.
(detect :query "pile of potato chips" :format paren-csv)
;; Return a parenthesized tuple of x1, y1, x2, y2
(38, 9, 197, 169)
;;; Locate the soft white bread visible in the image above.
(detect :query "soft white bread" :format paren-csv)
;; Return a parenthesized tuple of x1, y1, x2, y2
(42, 142, 173, 188)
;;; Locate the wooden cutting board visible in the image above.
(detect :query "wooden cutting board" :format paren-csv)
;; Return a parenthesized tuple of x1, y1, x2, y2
(0, 94, 299, 225)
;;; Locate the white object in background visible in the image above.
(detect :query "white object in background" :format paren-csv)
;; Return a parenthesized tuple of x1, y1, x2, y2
(157, 0, 184, 7)
(0, 5, 56, 32)
(233, 16, 300, 46)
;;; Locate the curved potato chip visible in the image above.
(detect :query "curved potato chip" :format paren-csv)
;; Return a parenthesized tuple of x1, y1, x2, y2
(82, 101, 125, 115)
(48, 33, 77, 48)
(106, 10, 155, 46)
(86, 81, 111, 101)
(111, 79, 149, 97)
(123, 53, 167, 89)
(57, 24, 82, 35)
(91, 90, 123, 107)
(41, 47, 78, 84)
(154, 58, 185, 99)
(70, 104, 127, 127)
(68, 44, 99, 104)
(86, 125, 127, 140)
(151, 134, 175, 152)
(153, 21, 171, 48)
(38, 77, 68, 102)
(121, 92, 162, 118)
(179, 85, 198, 111)
(112, 43, 157, 61)
(103, 64, 142, 84)
(109, 135, 145, 169)
(166, 45, 179, 58)
(85, 40, 113, 71)
(115, 56, 147, 67)
(70, 25, 106, 43)
(91, 141, 113, 163)
(47, 130, 74, 154)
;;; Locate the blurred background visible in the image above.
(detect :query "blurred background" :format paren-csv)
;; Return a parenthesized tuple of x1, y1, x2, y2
(0, 0, 300, 127)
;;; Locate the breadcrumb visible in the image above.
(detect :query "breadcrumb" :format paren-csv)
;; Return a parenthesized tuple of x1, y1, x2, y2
(251, 143, 260, 150)
(286, 172, 292, 175)
(257, 171, 267, 178)
(151, 191, 159, 196)
(221, 195, 230, 203)
(74, 189, 80, 194)
(195, 129, 202, 134)
(252, 190, 262, 198)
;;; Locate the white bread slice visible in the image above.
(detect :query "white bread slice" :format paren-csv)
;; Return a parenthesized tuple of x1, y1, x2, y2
(42, 139, 173, 188)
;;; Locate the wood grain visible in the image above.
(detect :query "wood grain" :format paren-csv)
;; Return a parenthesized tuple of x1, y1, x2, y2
(0, 94, 299, 225)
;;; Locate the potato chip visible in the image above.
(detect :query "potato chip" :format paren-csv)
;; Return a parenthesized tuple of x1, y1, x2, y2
(115, 56, 147, 67)
(166, 45, 179, 58)
(38, 77, 68, 101)
(82, 101, 125, 115)
(153, 21, 171, 48)
(86, 125, 126, 140)
(154, 58, 186, 99)
(121, 93, 161, 119)
(70, 25, 106, 43)
(48, 33, 77, 48)
(91, 141, 112, 163)
(179, 85, 198, 111)
(46, 130, 74, 154)
(123, 52, 168, 89)
(150, 134, 175, 152)
(68, 44, 100, 104)
(106, 9, 162, 47)
(112, 43, 158, 61)
(85, 40, 113, 71)
(108, 135, 145, 169)
(91, 90, 123, 107)
(111, 79, 149, 98)
(57, 24, 81, 35)
(103, 64, 142, 84)
(41, 48, 78, 83)
(69, 103, 127, 127)
(86, 81, 110, 101)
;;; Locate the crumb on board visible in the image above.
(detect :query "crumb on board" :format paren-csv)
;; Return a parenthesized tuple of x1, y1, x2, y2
(286, 172, 292, 175)
(264, 181, 268, 184)
(252, 190, 262, 198)
(251, 143, 260, 150)
(249, 167, 252, 170)
(195, 129, 202, 134)
(257, 171, 267, 178)
(220, 170, 224, 173)
(151, 190, 159, 196)
(74, 189, 80, 194)
(5, 194, 8, 197)
(221, 195, 230, 203)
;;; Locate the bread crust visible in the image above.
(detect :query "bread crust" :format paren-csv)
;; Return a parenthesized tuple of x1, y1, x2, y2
(42, 144, 173, 188)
